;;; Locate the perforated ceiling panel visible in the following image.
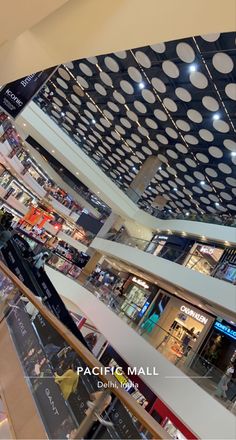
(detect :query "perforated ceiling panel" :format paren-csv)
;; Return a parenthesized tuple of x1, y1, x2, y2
(35, 32, 236, 219)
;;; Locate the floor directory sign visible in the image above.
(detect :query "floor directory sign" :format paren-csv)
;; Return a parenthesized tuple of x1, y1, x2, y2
(0, 67, 55, 118)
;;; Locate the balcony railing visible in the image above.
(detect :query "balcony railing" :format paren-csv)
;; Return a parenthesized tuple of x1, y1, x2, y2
(0, 260, 166, 440)
(82, 281, 236, 416)
(106, 235, 236, 285)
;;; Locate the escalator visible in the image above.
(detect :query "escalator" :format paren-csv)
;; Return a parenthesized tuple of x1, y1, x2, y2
(0, 260, 165, 440)
(1, 235, 88, 348)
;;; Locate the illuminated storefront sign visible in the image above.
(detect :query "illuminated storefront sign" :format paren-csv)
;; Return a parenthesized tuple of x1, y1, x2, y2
(214, 321, 236, 340)
(200, 246, 214, 255)
(132, 277, 149, 289)
(180, 305, 208, 325)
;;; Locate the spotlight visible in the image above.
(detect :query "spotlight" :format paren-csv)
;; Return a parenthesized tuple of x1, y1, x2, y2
(186, 212, 189, 216)
(200, 181, 205, 185)
(132, 166, 136, 171)
(139, 82, 145, 89)
(174, 187, 177, 191)
(189, 64, 196, 72)
(215, 202, 220, 206)
(213, 114, 220, 120)
(231, 151, 236, 157)
(92, 119, 96, 124)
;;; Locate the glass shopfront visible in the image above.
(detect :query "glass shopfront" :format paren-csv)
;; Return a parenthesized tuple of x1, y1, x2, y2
(0, 170, 13, 189)
(184, 244, 224, 275)
(145, 234, 168, 255)
(120, 276, 157, 324)
(144, 296, 214, 363)
(197, 320, 236, 373)
(3, 179, 37, 206)
(0, 203, 21, 226)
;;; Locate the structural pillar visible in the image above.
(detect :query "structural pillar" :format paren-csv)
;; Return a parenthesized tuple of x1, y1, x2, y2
(97, 213, 120, 238)
(126, 156, 161, 203)
(77, 250, 104, 283)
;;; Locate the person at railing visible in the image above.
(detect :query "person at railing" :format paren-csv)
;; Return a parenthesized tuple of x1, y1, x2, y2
(0, 210, 14, 249)
(32, 251, 50, 270)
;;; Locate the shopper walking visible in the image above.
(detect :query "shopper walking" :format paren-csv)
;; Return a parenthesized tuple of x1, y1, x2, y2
(215, 361, 235, 400)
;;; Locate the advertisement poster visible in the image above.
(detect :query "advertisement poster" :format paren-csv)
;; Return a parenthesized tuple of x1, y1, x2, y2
(0, 68, 55, 118)
(6, 299, 77, 439)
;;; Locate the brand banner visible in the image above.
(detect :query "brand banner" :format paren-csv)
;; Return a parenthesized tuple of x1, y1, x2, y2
(0, 68, 55, 118)
(6, 299, 77, 439)
(2, 238, 88, 347)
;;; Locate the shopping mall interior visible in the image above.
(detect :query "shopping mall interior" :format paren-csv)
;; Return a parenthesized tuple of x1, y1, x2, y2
(0, 1, 235, 439)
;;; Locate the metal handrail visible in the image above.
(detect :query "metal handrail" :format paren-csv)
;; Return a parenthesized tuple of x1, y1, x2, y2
(0, 260, 167, 439)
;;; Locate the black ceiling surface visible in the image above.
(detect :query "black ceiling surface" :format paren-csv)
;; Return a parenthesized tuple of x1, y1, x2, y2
(34, 32, 236, 218)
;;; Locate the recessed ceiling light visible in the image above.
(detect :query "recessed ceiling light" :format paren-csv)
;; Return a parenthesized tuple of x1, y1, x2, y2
(76, 172, 79, 175)
(92, 119, 96, 124)
(61, 112, 65, 117)
(200, 181, 205, 185)
(139, 82, 145, 89)
(23, 123, 26, 127)
(189, 64, 196, 72)
(185, 212, 189, 216)
(168, 209, 172, 212)
(158, 166, 162, 170)
(215, 202, 220, 206)
(174, 187, 177, 191)
(132, 166, 136, 171)
(97, 191, 100, 194)
(83, 137, 86, 140)
(52, 150, 55, 153)
(213, 113, 220, 120)
(231, 151, 236, 157)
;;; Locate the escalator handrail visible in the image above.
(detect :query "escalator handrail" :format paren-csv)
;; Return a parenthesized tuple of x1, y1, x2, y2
(0, 260, 168, 440)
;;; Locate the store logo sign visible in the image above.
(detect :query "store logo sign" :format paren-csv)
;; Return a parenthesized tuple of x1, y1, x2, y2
(214, 321, 236, 340)
(200, 246, 214, 255)
(180, 305, 208, 324)
(132, 277, 149, 289)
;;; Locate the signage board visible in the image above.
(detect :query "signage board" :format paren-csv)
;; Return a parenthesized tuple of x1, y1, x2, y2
(214, 321, 236, 340)
(132, 276, 149, 289)
(180, 305, 208, 325)
(0, 68, 55, 118)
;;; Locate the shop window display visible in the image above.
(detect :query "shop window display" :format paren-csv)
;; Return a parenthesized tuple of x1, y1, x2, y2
(120, 277, 156, 324)
(0, 171, 13, 189)
(184, 244, 224, 276)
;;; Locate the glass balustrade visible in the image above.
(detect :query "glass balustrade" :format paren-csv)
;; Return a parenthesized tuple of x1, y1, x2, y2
(83, 281, 236, 416)
(106, 235, 236, 285)
(0, 262, 165, 440)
